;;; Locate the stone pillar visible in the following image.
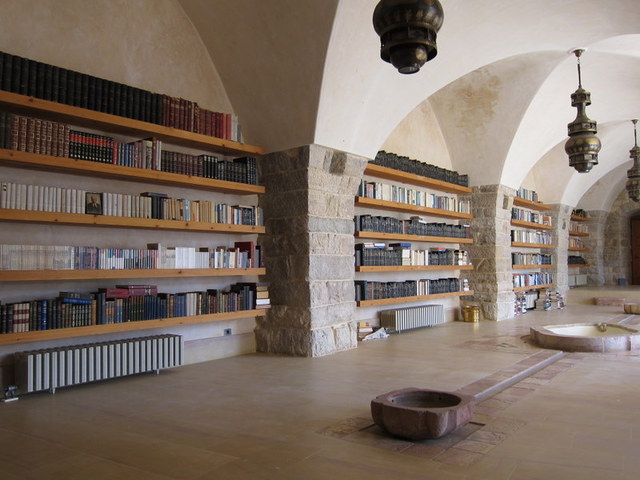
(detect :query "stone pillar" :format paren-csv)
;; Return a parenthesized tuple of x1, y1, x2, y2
(584, 210, 606, 285)
(548, 204, 571, 296)
(463, 184, 515, 321)
(255, 144, 368, 357)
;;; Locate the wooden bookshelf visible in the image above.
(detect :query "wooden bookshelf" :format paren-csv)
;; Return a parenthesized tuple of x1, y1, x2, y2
(355, 265, 473, 273)
(568, 230, 589, 237)
(355, 197, 473, 220)
(0, 208, 266, 234)
(357, 290, 474, 307)
(512, 264, 556, 270)
(513, 283, 555, 292)
(513, 196, 553, 211)
(363, 163, 472, 194)
(0, 90, 264, 156)
(0, 309, 268, 346)
(0, 268, 266, 282)
(0, 149, 265, 194)
(510, 219, 553, 230)
(511, 242, 556, 249)
(571, 214, 589, 222)
(569, 263, 590, 268)
(355, 231, 473, 244)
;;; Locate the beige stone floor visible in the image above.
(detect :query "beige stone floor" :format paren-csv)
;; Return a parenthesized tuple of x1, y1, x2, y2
(2, 288, 640, 479)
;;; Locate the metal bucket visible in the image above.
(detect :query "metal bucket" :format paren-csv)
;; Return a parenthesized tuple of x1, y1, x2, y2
(462, 305, 480, 323)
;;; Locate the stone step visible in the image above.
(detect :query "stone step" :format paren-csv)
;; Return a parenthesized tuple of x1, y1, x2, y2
(455, 350, 566, 402)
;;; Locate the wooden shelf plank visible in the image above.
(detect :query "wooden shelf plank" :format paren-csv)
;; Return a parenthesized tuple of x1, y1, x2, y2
(512, 264, 556, 270)
(0, 268, 266, 282)
(510, 219, 553, 230)
(0, 149, 264, 194)
(511, 242, 556, 249)
(364, 163, 472, 194)
(513, 196, 553, 211)
(0, 208, 266, 234)
(0, 309, 268, 346)
(357, 290, 474, 307)
(355, 265, 473, 273)
(0, 90, 264, 156)
(513, 283, 555, 292)
(355, 197, 473, 220)
(571, 215, 589, 222)
(568, 247, 589, 252)
(568, 230, 589, 237)
(568, 264, 590, 268)
(355, 231, 473, 244)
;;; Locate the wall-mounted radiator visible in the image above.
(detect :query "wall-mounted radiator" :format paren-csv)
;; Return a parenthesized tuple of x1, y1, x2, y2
(14, 334, 183, 394)
(380, 304, 445, 333)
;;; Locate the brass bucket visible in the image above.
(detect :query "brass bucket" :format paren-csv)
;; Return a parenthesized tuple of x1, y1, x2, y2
(462, 305, 480, 323)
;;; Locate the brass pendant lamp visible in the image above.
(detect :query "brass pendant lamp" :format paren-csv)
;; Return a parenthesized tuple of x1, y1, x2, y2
(372, 0, 444, 74)
(564, 49, 601, 173)
(626, 119, 640, 202)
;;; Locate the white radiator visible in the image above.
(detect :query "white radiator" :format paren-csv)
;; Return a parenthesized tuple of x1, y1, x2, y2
(14, 334, 183, 394)
(380, 304, 445, 333)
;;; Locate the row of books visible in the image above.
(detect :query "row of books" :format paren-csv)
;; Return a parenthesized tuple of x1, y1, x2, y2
(511, 252, 553, 265)
(569, 222, 589, 234)
(511, 229, 553, 245)
(0, 50, 243, 141)
(372, 151, 469, 187)
(354, 277, 465, 301)
(0, 111, 258, 185)
(569, 237, 585, 249)
(516, 188, 540, 203)
(0, 241, 262, 271)
(0, 282, 269, 334)
(0, 182, 264, 226)
(354, 215, 470, 239)
(511, 207, 552, 226)
(568, 255, 588, 265)
(512, 272, 553, 288)
(358, 180, 471, 213)
(572, 208, 589, 219)
(355, 243, 469, 267)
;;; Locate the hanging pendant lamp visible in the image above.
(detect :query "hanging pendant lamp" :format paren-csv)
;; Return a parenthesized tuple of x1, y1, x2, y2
(626, 119, 640, 202)
(564, 49, 601, 173)
(372, 0, 444, 74)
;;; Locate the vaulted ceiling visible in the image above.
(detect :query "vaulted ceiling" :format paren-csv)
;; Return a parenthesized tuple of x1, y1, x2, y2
(177, 0, 640, 212)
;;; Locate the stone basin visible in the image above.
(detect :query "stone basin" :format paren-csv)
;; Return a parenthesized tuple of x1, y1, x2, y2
(370, 388, 475, 441)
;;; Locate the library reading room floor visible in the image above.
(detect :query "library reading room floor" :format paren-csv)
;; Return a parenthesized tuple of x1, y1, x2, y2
(3, 286, 640, 480)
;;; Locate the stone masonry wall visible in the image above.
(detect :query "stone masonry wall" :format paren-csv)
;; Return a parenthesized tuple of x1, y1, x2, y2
(255, 145, 368, 357)
(604, 192, 640, 285)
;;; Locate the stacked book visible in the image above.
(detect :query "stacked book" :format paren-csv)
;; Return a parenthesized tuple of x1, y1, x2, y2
(0, 282, 269, 334)
(0, 50, 243, 142)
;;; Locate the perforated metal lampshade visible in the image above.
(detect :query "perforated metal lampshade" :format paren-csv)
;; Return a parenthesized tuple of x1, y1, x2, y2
(564, 49, 601, 173)
(373, 0, 444, 74)
(626, 119, 640, 202)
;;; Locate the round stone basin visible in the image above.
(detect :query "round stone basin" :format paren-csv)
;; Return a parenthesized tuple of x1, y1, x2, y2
(530, 323, 640, 353)
(371, 388, 474, 441)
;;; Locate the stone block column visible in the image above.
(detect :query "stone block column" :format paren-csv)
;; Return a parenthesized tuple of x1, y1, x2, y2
(548, 204, 571, 296)
(462, 184, 515, 321)
(584, 210, 606, 285)
(255, 144, 368, 357)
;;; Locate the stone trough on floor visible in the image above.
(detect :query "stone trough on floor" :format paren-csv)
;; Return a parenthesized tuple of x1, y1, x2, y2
(370, 388, 475, 440)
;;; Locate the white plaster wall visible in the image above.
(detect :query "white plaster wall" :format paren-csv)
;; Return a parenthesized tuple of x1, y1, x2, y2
(0, 0, 232, 113)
